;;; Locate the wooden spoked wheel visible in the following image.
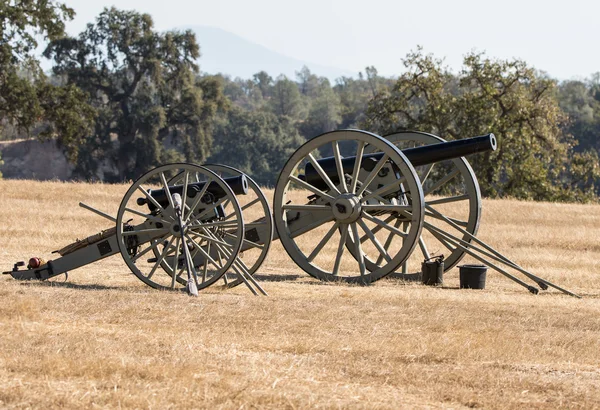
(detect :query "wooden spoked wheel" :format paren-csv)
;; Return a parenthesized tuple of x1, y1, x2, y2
(273, 130, 424, 284)
(116, 163, 244, 292)
(202, 164, 273, 288)
(370, 131, 482, 278)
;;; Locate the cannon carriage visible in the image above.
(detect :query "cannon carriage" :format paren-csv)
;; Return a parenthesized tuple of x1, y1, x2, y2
(4, 129, 579, 297)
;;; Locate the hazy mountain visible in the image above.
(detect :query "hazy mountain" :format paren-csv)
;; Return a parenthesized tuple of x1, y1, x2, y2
(185, 26, 358, 81)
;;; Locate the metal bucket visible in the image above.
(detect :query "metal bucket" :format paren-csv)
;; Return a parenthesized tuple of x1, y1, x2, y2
(459, 264, 487, 289)
(421, 258, 444, 286)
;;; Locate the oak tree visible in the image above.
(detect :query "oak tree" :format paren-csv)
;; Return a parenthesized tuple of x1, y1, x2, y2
(45, 7, 226, 181)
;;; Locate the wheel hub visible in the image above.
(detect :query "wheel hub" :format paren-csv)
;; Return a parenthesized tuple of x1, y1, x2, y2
(170, 223, 187, 236)
(332, 193, 362, 223)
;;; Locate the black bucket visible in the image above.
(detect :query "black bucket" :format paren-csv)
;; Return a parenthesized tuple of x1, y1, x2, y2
(421, 258, 444, 286)
(459, 265, 488, 289)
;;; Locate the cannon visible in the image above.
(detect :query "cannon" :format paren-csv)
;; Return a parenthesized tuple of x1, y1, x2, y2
(302, 134, 496, 190)
(4, 129, 579, 297)
(137, 174, 249, 210)
(4, 164, 269, 296)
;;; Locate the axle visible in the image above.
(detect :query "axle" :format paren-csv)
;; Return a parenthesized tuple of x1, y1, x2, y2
(303, 134, 496, 190)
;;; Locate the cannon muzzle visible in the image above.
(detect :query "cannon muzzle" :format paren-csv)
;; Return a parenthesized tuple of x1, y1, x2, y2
(303, 133, 496, 190)
(137, 174, 248, 209)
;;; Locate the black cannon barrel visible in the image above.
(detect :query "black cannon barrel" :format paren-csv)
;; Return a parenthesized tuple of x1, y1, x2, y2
(137, 174, 248, 209)
(402, 133, 496, 167)
(303, 133, 496, 189)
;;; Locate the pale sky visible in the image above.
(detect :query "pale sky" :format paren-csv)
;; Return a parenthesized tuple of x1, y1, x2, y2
(61, 0, 599, 80)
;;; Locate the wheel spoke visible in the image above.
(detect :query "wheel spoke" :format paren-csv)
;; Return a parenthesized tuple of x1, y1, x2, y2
(211, 240, 244, 267)
(170, 237, 181, 288)
(206, 236, 245, 274)
(362, 212, 408, 238)
(427, 194, 470, 206)
(360, 214, 396, 244)
(180, 234, 199, 288)
(349, 141, 366, 194)
(356, 154, 389, 197)
(424, 210, 468, 227)
(174, 265, 186, 280)
(188, 230, 233, 248)
(424, 169, 460, 196)
(350, 223, 366, 278)
(124, 207, 171, 225)
(137, 185, 166, 213)
(240, 197, 261, 212)
(360, 177, 406, 203)
(214, 244, 224, 269)
(121, 228, 168, 236)
(181, 171, 190, 221)
(332, 141, 348, 193)
(308, 153, 341, 195)
(420, 163, 435, 185)
(375, 218, 403, 265)
(147, 236, 176, 280)
(289, 175, 335, 202)
(362, 204, 411, 212)
(307, 222, 340, 262)
(282, 204, 331, 212)
(190, 197, 228, 223)
(183, 178, 212, 224)
(418, 236, 431, 260)
(202, 241, 211, 282)
(131, 232, 171, 263)
(188, 219, 240, 229)
(287, 214, 335, 238)
(332, 224, 349, 276)
(185, 233, 220, 267)
(199, 227, 236, 249)
(159, 172, 176, 211)
(357, 219, 391, 263)
(222, 231, 264, 250)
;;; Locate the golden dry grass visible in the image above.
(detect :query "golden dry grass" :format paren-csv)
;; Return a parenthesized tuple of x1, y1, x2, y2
(0, 179, 599, 409)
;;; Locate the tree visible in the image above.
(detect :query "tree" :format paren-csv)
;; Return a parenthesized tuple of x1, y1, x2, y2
(558, 79, 600, 153)
(299, 77, 341, 138)
(296, 66, 319, 97)
(45, 7, 227, 181)
(220, 74, 266, 111)
(365, 48, 599, 201)
(208, 106, 303, 185)
(253, 71, 273, 100)
(0, 0, 95, 170)
(268, 75, 305, 120)
(334, 75, 373, 128)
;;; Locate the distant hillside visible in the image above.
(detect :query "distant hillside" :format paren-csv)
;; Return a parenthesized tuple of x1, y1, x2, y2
(0, 139, 73, 180)
(185, 26, 358, 81)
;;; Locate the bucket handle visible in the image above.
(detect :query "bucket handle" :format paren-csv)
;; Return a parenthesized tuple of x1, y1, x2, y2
(424, 254, 444, 264)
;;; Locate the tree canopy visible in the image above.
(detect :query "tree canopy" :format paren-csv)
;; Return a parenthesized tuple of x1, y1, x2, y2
(364, 49, 599, 201)
(44, 7, 226, 181)
(208, 106, 303, 186)
(0, 3, 598, 201)
(0, 0, 95, 163)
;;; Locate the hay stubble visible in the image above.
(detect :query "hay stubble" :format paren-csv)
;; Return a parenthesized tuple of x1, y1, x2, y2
(0, 179, 599, 409)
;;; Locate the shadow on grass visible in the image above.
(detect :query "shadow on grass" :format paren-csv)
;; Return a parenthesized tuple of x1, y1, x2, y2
(252, 273, 304, 282)
(21, 280, 125, 291)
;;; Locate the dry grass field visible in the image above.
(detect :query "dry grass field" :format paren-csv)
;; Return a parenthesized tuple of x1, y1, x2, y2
(0, 179, 599, 409)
